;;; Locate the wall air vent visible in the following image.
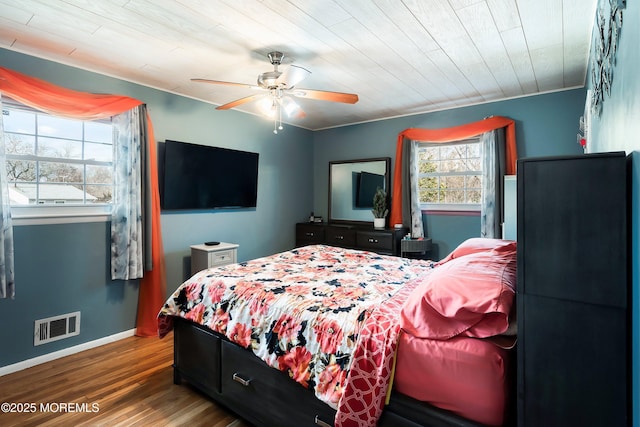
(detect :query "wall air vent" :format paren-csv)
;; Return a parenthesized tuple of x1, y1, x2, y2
(34, 311, 80, 346)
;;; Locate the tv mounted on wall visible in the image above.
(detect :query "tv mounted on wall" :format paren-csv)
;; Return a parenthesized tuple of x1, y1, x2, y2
(355, 171, 385, 208)
(160, 140, 259, 210)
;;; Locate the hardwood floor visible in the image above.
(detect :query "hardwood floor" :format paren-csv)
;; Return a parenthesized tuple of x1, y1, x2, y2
(0, 332, 251, 426)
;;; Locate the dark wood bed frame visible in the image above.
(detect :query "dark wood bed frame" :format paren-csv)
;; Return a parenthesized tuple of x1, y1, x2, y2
(172, 316, 514, 427)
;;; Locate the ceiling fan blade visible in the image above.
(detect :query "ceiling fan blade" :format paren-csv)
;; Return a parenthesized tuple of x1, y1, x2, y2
(216, 93, 266, 110)
(290, 88, 358, 104)
(280, 96, 306, 119)
(276, 65, 311, 88)
(191, 78, 260, 90)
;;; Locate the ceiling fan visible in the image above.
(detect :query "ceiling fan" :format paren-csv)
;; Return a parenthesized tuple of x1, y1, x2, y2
(192, 51, 359, 133)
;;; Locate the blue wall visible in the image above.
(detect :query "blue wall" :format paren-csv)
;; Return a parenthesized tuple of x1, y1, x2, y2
(0, 48, 314, 367)
(586, 1, 640, 425)
(312, 89, 585, 257)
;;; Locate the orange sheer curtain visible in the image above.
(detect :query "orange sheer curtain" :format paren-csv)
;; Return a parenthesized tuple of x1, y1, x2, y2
(0, 66, 166, 337)
(389, 116, 517, 227)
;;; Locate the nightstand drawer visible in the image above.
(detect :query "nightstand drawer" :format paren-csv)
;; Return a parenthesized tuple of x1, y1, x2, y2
(191, 242, 239, 275)
(209, 250, 234, 266)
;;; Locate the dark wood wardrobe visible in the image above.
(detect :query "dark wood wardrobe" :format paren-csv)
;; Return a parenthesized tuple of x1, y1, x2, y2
(516, 152, 630, 426)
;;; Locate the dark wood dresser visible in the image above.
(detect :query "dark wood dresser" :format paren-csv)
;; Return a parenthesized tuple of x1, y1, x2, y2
(516, 152, 629, 426)
(295, 222, 408, 256)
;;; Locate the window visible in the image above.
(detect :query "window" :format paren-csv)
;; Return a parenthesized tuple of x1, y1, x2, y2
(2, 100, 113, 219)
(416, 137, 482, 211)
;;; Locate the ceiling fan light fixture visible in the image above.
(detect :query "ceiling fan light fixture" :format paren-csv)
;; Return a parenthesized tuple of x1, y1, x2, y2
(281, 97, 300, 117)
(258, 96, 277, 118)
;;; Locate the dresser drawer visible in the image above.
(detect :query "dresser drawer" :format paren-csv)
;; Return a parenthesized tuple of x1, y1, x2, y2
(296, 223, 326, 246)
(356, 231, 394, 253)
(221, 340, 336, 427)
(325, 226, 356, 247)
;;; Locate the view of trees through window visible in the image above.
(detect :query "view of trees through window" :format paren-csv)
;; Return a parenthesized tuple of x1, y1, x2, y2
(2, 103, 113, 205)
(416, 139, 482, 208)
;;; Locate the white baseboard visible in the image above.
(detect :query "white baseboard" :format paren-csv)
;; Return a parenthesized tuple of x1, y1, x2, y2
(0, 329, 137, 377)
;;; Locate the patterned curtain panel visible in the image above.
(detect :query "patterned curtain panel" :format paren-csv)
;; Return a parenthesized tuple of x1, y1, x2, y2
(0, 95, 15, 299)
(400, 138, 424, 238)
(480, 129, 506, 238)
(111, 106, 144, 280)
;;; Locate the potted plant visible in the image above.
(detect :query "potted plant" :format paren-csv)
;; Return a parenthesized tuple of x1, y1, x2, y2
(371, 187, 388, 229)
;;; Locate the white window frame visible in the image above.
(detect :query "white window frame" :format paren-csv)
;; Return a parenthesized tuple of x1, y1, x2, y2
(2, 99, 112, 225)
(416, 137, 482, 212)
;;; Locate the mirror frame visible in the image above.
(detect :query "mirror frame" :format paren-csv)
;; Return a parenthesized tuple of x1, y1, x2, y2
(328, 157, 391, 225)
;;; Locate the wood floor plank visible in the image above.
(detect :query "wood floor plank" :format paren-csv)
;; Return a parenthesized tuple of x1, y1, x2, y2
(0, 332, 250, 427)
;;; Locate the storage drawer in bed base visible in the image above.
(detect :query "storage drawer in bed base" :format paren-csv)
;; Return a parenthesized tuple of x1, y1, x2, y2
(173, 317, 221, 397)
(172, 317, 492, 427)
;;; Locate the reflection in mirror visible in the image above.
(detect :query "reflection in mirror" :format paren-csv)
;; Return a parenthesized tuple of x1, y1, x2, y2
(329, 158, 390, 224)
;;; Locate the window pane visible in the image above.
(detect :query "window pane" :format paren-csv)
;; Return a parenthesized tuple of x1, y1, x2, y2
(467, 143, 480, 157)
(86, 165, 112, 184)
(5, 134, 35, 155)
(7, 159, 36, 183)
(11, 183, 35, 205)
(3, 109, 35, 133)
(85, 142, 112, 162)
(467, 158, 481, 171)
(86, 184, 112, 203)
(38, 161, 84, 184)
(37, 184, 88, 204)
(37, 137, 82, 159)
(440, 146, 456, 159)
(466, 189, 481, 203)
(444, 189, 464, 203)
(449, 159, 467, 172)
(467, 175, 481, 189)
(84, 121, 112, 143)
(37, 115, 82, 139)
(443, 175, 464, 189)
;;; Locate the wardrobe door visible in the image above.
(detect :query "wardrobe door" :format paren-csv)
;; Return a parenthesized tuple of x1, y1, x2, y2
(516, 152, 629, 427)
(519, 295, 627, 426)
(517, 153, 627, 306)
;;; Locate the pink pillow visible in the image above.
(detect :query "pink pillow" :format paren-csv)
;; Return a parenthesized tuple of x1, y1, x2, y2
(437, 237, 516, 266)
(401, 248, 516, 340)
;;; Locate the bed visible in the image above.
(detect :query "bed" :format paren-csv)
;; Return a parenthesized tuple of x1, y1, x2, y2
(158, 239, 517, 427)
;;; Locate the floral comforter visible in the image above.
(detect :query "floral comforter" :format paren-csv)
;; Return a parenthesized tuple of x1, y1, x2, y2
(158, 245, 435, 425)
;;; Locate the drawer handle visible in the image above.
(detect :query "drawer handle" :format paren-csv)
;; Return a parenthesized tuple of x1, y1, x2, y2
(368, 238, 379, 244)
(305, 232, 314, 237)
(335, 235, 344, 240)
(232, 373, 251, 387)
(315, 415, 332, 427)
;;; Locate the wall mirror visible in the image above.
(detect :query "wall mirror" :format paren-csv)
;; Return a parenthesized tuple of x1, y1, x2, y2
(328, 157, 390, 224)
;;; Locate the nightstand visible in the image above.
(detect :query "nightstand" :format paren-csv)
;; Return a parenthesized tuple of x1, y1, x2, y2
(190, 242, 239, 275)
(400, 238, 432, 259)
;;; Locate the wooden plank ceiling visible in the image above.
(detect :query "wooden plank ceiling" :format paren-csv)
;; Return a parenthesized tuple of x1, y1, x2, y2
(0, 0, 597, 131)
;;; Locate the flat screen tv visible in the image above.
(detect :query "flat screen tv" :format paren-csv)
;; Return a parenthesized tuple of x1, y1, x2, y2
(160, 140, 259, 210)
(355, 171, 384, 208)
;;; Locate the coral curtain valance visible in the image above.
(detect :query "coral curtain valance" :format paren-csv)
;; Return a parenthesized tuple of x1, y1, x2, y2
(0, 66, 166, 336)
(389, 116, 517, 227)
(0, 66, 142, 119)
